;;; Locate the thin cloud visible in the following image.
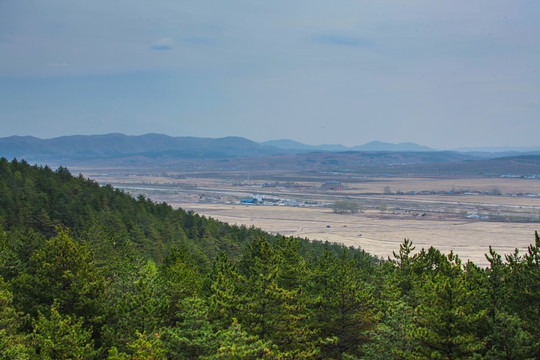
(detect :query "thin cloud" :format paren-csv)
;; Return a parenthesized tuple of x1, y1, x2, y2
(312, 34, 374, 48)
(151, 37, 175, 50)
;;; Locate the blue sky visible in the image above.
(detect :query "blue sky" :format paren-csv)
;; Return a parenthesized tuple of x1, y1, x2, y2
(1, 0, 539, 149)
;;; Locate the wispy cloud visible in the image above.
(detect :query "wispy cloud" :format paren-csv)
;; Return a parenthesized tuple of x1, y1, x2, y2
(312, 34, 374, 48)
(151, 37, 175, 50)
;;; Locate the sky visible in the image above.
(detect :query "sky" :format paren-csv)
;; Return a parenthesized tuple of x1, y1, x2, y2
(1, 0, 539, 150)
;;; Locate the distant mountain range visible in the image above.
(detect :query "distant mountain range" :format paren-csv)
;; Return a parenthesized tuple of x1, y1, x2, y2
(0, 133, 538, 165)
(0, 133, 285, 162)
(261, 139, 434, 152)
(263, 139, 540, 154)
(455, 145, 540, 153)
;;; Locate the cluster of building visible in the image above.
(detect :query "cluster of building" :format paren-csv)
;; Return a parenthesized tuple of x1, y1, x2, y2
(240, 194, 324, 207)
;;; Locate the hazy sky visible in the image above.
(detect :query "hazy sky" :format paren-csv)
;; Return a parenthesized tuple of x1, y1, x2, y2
(1, 0, 539, 149)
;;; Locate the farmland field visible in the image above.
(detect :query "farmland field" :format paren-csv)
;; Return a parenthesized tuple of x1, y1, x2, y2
(80, 167, 540, 267)
(177, 203, 537, 267)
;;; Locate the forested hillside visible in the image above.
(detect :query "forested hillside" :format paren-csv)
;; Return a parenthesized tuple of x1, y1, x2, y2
(0, 158, 539, 359)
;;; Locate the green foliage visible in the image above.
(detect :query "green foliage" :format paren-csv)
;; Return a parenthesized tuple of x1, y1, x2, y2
(484, 311, 534, 359)
(274, 236, 309, 291)
(496, 232, 540, 357)
(332, 200, 360, 214)
(0, 228, 45, 282)
(160, 246, 204, 302)
(0, 276, 32, 359)
(160, 297, 220, 359)
(238, 237, 319, 357)
(32, 301, 97, 359)
(203, 319, 276, 360)
(12, 229, 105, 328)
(362, 300, 415, 360)
(108, 330, 166, 360)
(207, 252, 244, 327)
(311, 250, 379, 359)
(407, 253, 486, 359)
(389, 239, 420, 305)
(102, 260, 167, 353)
(2, 159, 540, 359)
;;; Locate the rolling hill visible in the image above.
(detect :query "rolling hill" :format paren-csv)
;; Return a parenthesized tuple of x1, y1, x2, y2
(0, 133, 287, 162)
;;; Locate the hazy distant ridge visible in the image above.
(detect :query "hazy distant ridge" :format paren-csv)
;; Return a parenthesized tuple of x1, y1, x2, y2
(1, 134, 538, 165)
(0, 134, 437, 162)
(0, 133, 286, 161)
(260, 139, 433, 152)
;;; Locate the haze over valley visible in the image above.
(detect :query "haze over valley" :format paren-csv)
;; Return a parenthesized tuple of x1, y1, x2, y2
(3, 133, 537, 266)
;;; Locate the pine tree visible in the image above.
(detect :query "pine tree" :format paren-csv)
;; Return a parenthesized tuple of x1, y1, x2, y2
(237, 237, 318, 357)
(361, 262, 415, 360)
(159, 245, 204, 324)
(503, 232, 540, 357)
(274, 236, 309, 291)
(102, 259, 167, 353)
(13, 229, 105, 324)
(0, 227, 45, 282)
(311, 250, 379, 359)
(203, 319, 276, 360)
(361, 240, 420, 359)
(408, 253, 485, 359)
(160, 296, 220, 359)
(108, 330, 166, 360)
(0, 276, 32, 359)
(484, 311, 534, 359)
(206, 252, 243, 327)
(32, 301, 96, 359)
(390, 239, 421, 305)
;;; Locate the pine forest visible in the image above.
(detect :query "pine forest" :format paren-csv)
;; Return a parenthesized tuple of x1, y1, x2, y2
(0, 158, 539, 359)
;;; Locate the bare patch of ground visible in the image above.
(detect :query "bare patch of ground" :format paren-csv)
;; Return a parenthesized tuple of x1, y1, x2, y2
(177, 203, 538, 268)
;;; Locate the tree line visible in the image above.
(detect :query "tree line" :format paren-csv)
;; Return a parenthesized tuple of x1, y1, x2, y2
(0, 158, 539, 359)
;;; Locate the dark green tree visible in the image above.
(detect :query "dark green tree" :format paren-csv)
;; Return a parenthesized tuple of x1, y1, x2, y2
(160, 296, 220, 359)
(237, 237, 318, 358)
(207, 252, 244, 327)
(12, 229, 105, 332)
(31, 301, 96, 359)
(0, 276, 32, 359)
(108, 330, 166, 360)
(159, 245, 205, 324)
(311, 250, 379, 359)
(274, 236, 310, 291)
(203, 319, 276, 360)
(484, 311, 534, 360)
(102, 260, 166, 353)
(503, 232, 540, 357)
(408, 253, 485, 359)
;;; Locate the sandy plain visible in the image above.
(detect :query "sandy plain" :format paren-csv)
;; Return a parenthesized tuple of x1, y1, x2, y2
(82, 170, 540, 268)
(176, 203, 538, 268)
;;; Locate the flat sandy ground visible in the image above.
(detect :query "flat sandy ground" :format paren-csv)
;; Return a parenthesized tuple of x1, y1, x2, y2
(177, 203, 539, 268)
(82, 170, 540, 268)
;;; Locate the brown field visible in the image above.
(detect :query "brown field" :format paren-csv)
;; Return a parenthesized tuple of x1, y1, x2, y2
(176, 203, 538, 268)
(80, 169, 540, 268)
